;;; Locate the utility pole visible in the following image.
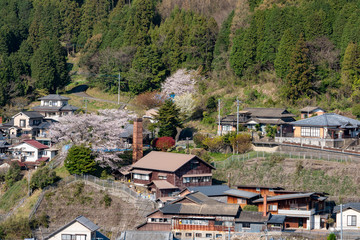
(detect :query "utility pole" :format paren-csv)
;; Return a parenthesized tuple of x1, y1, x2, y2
(340, 204, 343, 240)
(218, 99, 221, 136)
(118, 71, 121, 105)
(236, 97, 239, 134)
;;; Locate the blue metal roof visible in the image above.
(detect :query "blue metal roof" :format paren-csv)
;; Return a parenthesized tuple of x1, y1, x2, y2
(292, 113, 360, 127)
(187, 185, 230, 197)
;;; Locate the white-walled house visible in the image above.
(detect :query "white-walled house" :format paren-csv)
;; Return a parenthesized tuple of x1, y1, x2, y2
(334, 203, 360, 230)
(9, 139, 57, 168)
(45, 215, 109, 240)
(32, 94, 78, 119)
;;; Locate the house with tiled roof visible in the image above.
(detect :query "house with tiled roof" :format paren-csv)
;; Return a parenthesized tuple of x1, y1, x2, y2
(300, 106, 326, 119)
(334, 203, 360, 230)
(130, 151, 215, 198)
(218, 108, 295, 136)
(276, 113, 360, 148)
(44, 215, 109, 240)
(9, 139, 57, 168)
(32, 94, 78, 119)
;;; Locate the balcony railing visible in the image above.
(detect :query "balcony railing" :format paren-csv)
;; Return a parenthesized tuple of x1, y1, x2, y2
(278, 208, 315, 216)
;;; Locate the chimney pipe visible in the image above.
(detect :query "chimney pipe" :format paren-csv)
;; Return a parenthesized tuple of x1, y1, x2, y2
(263, 194, 267, 217)
(132, 118, 143, 163)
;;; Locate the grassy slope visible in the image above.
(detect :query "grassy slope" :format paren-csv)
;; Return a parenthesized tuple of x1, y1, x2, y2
(0, 179, 27, 214)
(214, 156, 360, 203)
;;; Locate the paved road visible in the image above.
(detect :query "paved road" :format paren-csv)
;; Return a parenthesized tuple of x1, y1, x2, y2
(68, 84, 131, 109)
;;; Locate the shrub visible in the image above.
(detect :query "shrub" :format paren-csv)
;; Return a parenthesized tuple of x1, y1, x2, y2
(265, 124, 277, 138)
(352, 104, 360, 118)
(65, 145, 97, 175)
(193, 133, 207, 148)
(153, 137, 175, 151)
(190, 148, 211, 163)
(203, 136, 224, 152)
(242, 205, 258, 212)
(206, 96, 217, 110)
(30, 167, 60, 190)
(103, 193, 112, 208)
(134, 91, 165, 110)
(5, 162, 22, 189)
(327, 233, 336, 240)
(229, 133, 252, 154)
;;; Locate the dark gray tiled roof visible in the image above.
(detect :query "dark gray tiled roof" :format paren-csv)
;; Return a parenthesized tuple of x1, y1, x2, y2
(334, 203, 360, 213)
(300, 106, 326, 113)
(161, 203, 239, 216)
(76, 215, 100, 231)
(292, 113, 360, 128)
(244, 108, 295, 118)
(32, 104, 78, 112)
(236, 211, 269, 223)
(185, 191, 221, 204)
(187, 185, 230, 197)
(0, 141, 10, 148)
(118, 231, 173, 240)
(21, 111, 44, 118)
(253, 193, 315, 203)
(268, 214, 286, 224)
(44, 216, 99, 239)
(2, 119, 14, 127)
(38, 94, 70, 100)
(60, 104, 79, 111)
(224, 189, 260, 199)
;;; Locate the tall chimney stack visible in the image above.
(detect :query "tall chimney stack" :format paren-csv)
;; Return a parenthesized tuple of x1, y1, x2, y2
(263, 194, 268, 217)
(132, 118, 143, 163)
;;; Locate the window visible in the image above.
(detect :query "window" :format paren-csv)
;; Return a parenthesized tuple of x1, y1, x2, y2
(215, 234, 222, 238)
(301, 127, 320, 137)
(206, 233, 212, 238)
(76, 235, 86, 240)
(256, 188, 260, 192)
(196, 233, 202, 237)
(223, 125, 232, 131)
(158, 175, 167, 180)
(179, 219, 209, 225)
(20, 119, 26, 127)
(175, 232, 182, 237)
(348, 215, 357, 226)
(243, 222, 251, 228)
(190, 160, 200, 169)
(133, 173, 149, 180)
(269, 188, 274, 192)
(182, 176, 211, 183)
(268, 205, 278, 211)
(49, 101, 52, 106)
(61, 235, 72, 240)
(185, 233, 192, 237)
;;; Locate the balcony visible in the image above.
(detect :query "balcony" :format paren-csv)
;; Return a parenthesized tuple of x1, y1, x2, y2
(278, 208, 315, 217)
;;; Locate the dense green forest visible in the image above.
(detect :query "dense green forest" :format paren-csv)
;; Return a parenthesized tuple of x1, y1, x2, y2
(1, 0, 360, 114)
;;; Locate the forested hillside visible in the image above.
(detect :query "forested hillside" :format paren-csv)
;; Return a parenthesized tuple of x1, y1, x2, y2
(1, 0, 360, 115)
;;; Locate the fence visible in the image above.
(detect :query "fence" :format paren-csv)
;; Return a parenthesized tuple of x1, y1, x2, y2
(213, 151, 354, 169)
(28, 174, 155, 220)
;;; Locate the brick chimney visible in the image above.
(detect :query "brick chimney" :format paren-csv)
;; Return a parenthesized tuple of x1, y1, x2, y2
(132, 118, 143, 163)
(263, 194, 268, 217)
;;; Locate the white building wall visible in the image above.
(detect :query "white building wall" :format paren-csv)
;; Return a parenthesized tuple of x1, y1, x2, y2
(336, 209, 360, 230)
(12, 143, 39, 162)
(48, 221, 92, 240)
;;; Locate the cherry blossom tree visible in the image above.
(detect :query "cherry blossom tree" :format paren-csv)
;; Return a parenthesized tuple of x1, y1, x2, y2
(50, 109, 135, 169)
(174, 93, 197, 118)
(161, 69, 197, 97)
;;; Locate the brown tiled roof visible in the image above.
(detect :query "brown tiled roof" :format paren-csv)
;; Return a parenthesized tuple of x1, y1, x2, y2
(149, 180, 179, 190)
(131, 151, 215, 172)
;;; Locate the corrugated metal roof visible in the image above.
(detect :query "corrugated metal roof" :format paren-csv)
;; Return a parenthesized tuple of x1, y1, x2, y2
(224, 189, 259, 199)
(118, 231, 173, 240)
(268, 214, 286, 224)
(292, 113, 360, 127)
(334, 202, 360, 213)
(253, 193, 315, 203)
(187, 185, 230, 197)
(161, 203, 239, 216)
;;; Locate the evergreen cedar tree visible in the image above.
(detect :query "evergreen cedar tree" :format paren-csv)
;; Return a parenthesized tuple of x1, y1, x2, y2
(65, 145, 97, 175)
(154, 99, 182, 139)
(153, 136, 175, 151)
(1, 0, 360, 109)
(30, 167, 59, 190)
